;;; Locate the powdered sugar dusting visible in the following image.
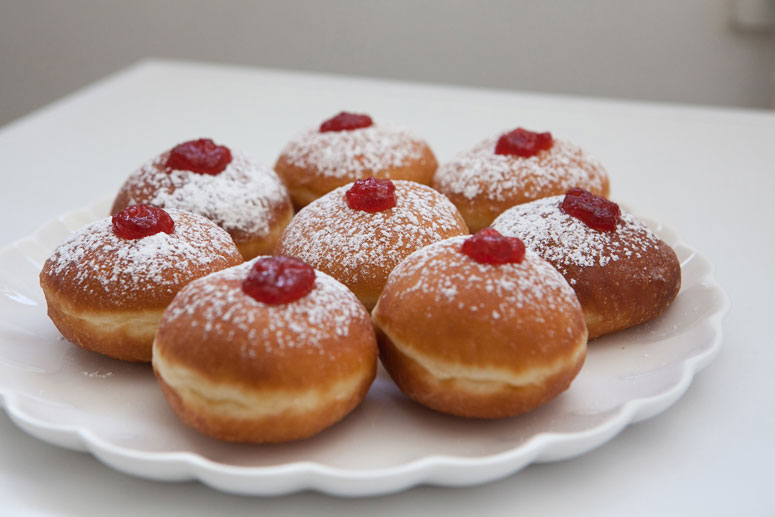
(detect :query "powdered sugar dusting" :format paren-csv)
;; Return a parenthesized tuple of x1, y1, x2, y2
(120, 151, 288, 237)
(43, 209, 239, 303)
(279, 124, 425, 178)
(491, 196, 660, 275)
(163, 262, 366, 353)
(435, 137, 607, 201)
(277, 181, 467, 282)
(387, 236, 578, 326)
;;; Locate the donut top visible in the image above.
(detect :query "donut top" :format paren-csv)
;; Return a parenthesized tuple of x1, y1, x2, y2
(278, 124, 426, 179)
(435, 136, 606, 202)
(385, 236, 578, 324)
(278, 181, 467, 281)
(162, 262, 365, 354)
(119, 151, 288, 237)
(491, 196, 662, 282)
(42, 209, 240, 306)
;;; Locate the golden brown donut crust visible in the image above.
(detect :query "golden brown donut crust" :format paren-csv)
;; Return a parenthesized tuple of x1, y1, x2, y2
(231, 204, 294, 260)
(275, 180, 468, 310)
(491, 196, 681, 339)
(377, 330, 585, 419)
(154, 371, 372, 443)
(152, 263, 378, 443)
(42, 290, 164, 362)
(39, 209, 243, 361)
(274, 124, 438, 209)
(112, 150, 294, 260)
(372, 237, 587, 418)
(434, 137, 610, 232)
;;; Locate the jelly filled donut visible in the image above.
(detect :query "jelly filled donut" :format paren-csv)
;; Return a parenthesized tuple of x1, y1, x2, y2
(492, 189, 681, 339)
(275, 178, 469, 310)
(39, 205, 243, 362)
(152, 256, 378, 443)
(111, 138, 294, 260)
(372, 229, 587, 419)
(274, 112, 438, 208)
(434, 127, 610, 232)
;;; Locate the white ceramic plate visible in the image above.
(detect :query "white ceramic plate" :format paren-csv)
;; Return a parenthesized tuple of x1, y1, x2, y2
(0, 198, 728, 497)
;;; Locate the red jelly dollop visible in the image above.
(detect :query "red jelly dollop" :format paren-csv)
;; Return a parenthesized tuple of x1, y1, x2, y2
(345, 177, 397, 212)
(242, 256, 316, 305)
(561, 188, 621, 232)
(112, 205, 175, 240)
(494, 128, 553, 157)
(320, 112, 374, 133)
(164, 138, 232, 175)
(460, 228, 526, 265)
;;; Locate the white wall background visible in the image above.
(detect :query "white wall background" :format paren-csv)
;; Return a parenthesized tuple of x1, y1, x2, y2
(1, 0, 773, 126)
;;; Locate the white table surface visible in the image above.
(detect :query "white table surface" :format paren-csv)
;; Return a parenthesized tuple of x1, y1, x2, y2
(0, 59, 772, 516)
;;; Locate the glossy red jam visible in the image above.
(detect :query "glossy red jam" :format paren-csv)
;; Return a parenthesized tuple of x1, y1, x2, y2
(494, 128, 553, 157)
(460, 228, 526, 265)
(164, 138, 232, 175)
(561, 188, 621, 231)
(345, 177, 397, 212)
(242, 256, 316, 305)
(320, 112, 374, 133)
(112, 205, 175, 240)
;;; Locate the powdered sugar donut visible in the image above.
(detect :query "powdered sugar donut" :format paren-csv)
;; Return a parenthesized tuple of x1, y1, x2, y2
(275, 179, 469, 309)
(434, 128, 610, 232)
(491, 191, 681, 339)
(153, 257, 378, 443)
(111, 138, 294, 260)
(39, 206, 243, 362)
(372, 230, 587, 418)
(274, 112, 438, 208)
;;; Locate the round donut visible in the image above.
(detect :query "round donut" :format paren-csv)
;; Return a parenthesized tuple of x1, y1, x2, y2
(111, 139, 294, 260)
(491, 194, 681, 339)
(274, 179, 469, 310)
(274, 114, 438, 208)
(152, 259, 378, 443)
(39, 208, 244, 362)
(433, 129, 610, 232)
(372, 234, 588, 419)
